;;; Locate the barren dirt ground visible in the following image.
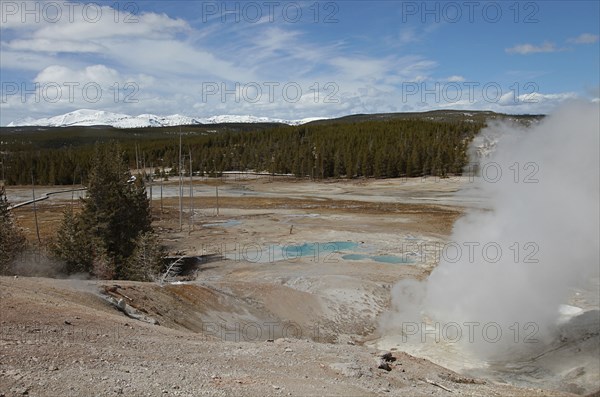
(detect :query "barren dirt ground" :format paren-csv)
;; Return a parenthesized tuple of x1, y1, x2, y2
(0, 177, 594, 396)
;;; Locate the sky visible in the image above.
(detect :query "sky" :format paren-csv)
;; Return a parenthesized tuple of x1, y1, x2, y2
(0, 0, 599, 125)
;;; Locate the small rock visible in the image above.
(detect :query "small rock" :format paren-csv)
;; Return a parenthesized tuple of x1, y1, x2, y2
(10, 386, 28, 395)
(272, 385, 280, 390)
(330, 362, 371, 378)
(64, 320, 72, 325)
(284, 347, 293, 353)
(380, 352, 396, 362)
(377, 359, 392, 371)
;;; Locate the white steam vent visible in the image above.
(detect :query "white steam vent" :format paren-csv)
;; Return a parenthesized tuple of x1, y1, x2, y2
(378, 102, 600, 394)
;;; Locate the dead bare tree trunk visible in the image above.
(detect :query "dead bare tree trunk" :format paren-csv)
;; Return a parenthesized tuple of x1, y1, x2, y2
(149, 162, 153, 209)
(189, 148, 194, 232)
(160, 175, 164, 215)
(178, 131, 183, 232)
(31, 171, 41, 244)
(71, 166, 77, 209)
(215, 186, 219, 217)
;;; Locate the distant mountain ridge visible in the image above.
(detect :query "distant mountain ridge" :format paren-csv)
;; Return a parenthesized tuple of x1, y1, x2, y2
(7, 109, 326, 128)
(5, 109, 544, 130)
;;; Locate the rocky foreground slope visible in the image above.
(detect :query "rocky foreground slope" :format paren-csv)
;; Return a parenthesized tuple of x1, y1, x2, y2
(0, 277, 578, 397)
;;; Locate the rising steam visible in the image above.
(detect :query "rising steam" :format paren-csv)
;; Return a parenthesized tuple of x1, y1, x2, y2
(382, 102, 600, 360)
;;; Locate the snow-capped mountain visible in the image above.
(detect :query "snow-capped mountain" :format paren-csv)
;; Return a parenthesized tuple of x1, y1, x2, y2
(6, 109, 325, 128)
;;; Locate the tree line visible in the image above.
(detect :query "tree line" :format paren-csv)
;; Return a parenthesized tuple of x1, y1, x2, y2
(1, 118, 483, 185)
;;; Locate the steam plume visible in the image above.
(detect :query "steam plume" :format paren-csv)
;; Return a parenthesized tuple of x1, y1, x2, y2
(382, 102, 599, 360)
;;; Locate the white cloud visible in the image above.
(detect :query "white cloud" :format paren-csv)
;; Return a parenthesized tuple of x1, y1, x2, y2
(398, 28, 419, 44)
(1, 5, 189, 40)
(3, 2, 590, 125)
(505, 42, 562, 55)
(328, 57, 392, 81)
(0, 2, 442, 123)
(425, 91, 583, 115)
(5, 38, 106, 53)
(0, 48, 89, 71)
(568, 33, 599, 44)
(445, 75, 465, 82)
(107, 39, 257, 82)
(34, 64, 121, 85)
(498, 91, 578, 107)
(2, 5, 256, 82)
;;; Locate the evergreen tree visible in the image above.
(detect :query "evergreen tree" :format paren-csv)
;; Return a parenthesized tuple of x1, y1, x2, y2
(0, 186, 27, 274)
(122, 232, 165, 281)
(52, 142, 158, 280)
(50, 207, 94, 274)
